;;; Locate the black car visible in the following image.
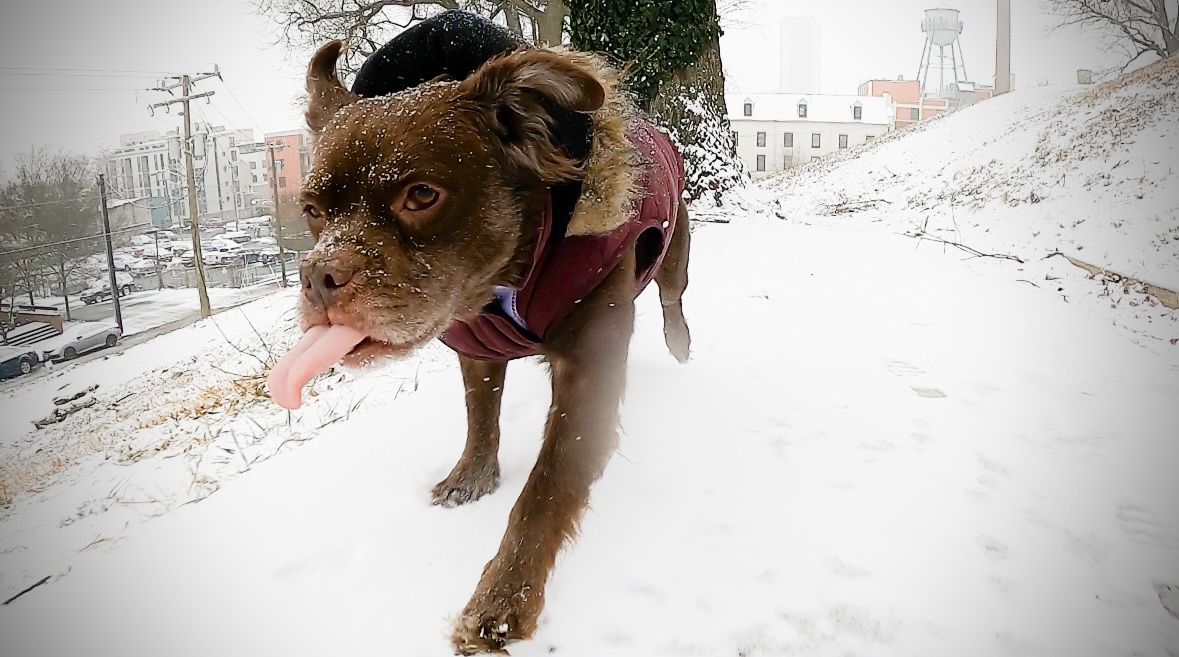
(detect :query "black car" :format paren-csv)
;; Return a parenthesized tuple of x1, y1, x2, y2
(0, 346, 40, 380)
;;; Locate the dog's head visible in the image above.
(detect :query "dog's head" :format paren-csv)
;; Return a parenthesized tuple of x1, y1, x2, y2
(297, 41, 605, 365)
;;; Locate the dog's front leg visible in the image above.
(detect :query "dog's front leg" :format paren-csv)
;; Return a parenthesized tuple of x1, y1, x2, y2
(433, 356, 507, 507)
(451, 252, 636, 655)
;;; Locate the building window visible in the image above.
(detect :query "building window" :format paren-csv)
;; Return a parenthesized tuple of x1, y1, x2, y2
(278, 177, 287, 187)
(756, 132, 766, 147)
(798, 103, 808, 118)
(784, 132, 794, 147)
(756, 155, 766, 171)
(866, 135, 876, 141)
(784, 155, 790, 168)
(910, 108, 920, 120)
(138, 155, 150, 191)
(838, 134, 849, 149)
(743, 102, 753, 116)
(732, 131, 739, 146)
(853, 105, 863, 120)
(249, 161, 257, 169)
(230, 150, 238, 162)
(811, 133, 821, 148)
(252, 175, 259, 183)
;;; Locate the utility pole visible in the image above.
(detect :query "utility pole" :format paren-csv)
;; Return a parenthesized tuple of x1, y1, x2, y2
(228, 153, 242, 231)
(151, 228, 164, 291)
(267, 142, 289, 287)
(995, 0, 1012, 95)
(149, 70, 218, 318)
(97, 174, 124, 333)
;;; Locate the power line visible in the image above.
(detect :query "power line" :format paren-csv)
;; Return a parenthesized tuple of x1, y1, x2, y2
(219, 78, 268, 136)
(0, 67, 182, 75)
(0, 71, 166, 79)
(0, 222, 156, 257)
(0, 197, 94, 212)
(0, 87, 150, 92)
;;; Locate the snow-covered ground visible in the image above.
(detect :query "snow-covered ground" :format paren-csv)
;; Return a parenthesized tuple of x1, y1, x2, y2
(1, 63, 1177, 656)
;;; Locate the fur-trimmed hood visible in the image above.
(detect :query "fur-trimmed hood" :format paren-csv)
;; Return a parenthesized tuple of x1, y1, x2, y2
(547, 49, 645, 237)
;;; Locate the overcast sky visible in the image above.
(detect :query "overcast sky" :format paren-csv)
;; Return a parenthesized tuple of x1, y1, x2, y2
(0, 0, 1116, 174)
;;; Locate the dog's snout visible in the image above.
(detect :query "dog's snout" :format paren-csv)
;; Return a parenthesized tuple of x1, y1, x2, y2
(301, 259, 357, 309)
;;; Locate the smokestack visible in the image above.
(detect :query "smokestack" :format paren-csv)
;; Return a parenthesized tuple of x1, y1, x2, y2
(995, 0, 1012, 94)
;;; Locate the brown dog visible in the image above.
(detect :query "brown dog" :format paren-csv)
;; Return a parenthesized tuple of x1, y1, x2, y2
(268, 41, 691, 654)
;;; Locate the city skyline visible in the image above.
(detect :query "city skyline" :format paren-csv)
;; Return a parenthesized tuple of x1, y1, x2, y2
(0, 0, 1128, 174)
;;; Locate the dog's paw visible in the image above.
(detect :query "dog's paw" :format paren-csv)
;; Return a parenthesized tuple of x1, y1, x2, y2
(451, 587, 537, 655)
(664, 323, 691, 364)
(432, 461, 500, 508)
(451, 612, 517, 655)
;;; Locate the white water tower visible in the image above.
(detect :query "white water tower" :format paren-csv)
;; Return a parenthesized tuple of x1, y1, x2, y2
(917, 8, 968, 97)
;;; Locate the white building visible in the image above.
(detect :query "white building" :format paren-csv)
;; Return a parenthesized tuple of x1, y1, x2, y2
(100, 123, 260, 228)
(780, 18, 821, 95)
(726, 93, 893, 178)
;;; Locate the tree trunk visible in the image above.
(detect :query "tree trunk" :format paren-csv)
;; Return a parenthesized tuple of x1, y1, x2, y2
(501, 3, 525, 38)
(533, 1, 568, 45)
(56, 258, 72, 321)
(646, 7, 747, 208)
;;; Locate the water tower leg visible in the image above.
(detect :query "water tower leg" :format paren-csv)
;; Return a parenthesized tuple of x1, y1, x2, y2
(956, 39, 968, 84)
(939, 45, 945, 95)
(916, 36, 930, 89)
(950, 43, 959, 86)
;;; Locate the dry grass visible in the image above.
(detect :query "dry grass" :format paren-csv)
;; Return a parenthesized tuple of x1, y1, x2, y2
(0, 333, 280, 508)
(1035, 57, 1179, 167)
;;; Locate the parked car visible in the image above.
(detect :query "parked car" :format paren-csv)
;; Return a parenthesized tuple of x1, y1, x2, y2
(0, 346, 40, 379)
(259, 246, 282, 264)
(80, 272, 137, 304)
(41, 322, 123, 361)
(129, 258, 159, 276)
(220, 230, 251, 244)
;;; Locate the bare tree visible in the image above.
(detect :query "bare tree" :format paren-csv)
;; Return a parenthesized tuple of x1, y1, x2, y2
(1046, 0, 1178, 70)
(257, 0, 570, 77)
(0, 148, 102, 320)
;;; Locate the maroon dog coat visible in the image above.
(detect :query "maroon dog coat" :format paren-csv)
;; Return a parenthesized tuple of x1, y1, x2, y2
(441, 120, 685, 361)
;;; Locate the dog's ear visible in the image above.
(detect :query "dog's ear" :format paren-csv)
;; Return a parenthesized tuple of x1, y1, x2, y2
(460, 48, 606, 183)
(306, 40, 359, 133)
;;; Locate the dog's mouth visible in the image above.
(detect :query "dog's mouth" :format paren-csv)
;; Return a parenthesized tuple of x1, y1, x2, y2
(267, 322, 435, 410)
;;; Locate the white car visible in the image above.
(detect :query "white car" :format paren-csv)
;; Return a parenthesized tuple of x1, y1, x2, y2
(129, 258, 159, 276)
(41, 322, 123, 361)
(220, 230, 251, 244)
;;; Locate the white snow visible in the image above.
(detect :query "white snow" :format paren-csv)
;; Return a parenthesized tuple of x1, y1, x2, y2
(1, 64, 1177, 656)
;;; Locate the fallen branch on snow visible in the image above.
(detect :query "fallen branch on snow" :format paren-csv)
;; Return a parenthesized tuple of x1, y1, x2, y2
(35, 396, 98, 429)
(904, 230, 1025, 263)
(822, 198, 890, 215)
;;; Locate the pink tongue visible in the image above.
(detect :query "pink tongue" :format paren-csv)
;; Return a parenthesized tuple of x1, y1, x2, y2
(267, 324, 367, 409)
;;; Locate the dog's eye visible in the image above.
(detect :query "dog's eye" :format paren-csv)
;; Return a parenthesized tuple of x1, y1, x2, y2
(303, 204, 321, 219)
(403, 185, 440, 212)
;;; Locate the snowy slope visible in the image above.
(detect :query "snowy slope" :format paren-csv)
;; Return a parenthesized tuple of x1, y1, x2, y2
(761, 57, 1178, 353)
(1, 220, 1177, 657)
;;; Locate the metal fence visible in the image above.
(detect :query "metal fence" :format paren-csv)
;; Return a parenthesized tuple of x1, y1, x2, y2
(134, 254, 301, 290)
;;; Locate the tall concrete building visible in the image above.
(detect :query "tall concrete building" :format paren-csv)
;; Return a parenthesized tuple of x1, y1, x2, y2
(780, 17, 821, 95)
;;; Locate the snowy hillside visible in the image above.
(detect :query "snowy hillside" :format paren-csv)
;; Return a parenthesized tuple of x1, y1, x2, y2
(762, 57, 1178, 352)
(1, 62, 1178, 657)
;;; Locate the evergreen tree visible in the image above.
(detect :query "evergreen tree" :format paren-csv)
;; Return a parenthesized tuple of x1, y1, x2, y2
(568, 0, 748, 209)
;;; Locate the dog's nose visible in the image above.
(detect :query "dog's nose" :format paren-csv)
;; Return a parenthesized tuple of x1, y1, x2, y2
(301, 259, 357, 309)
